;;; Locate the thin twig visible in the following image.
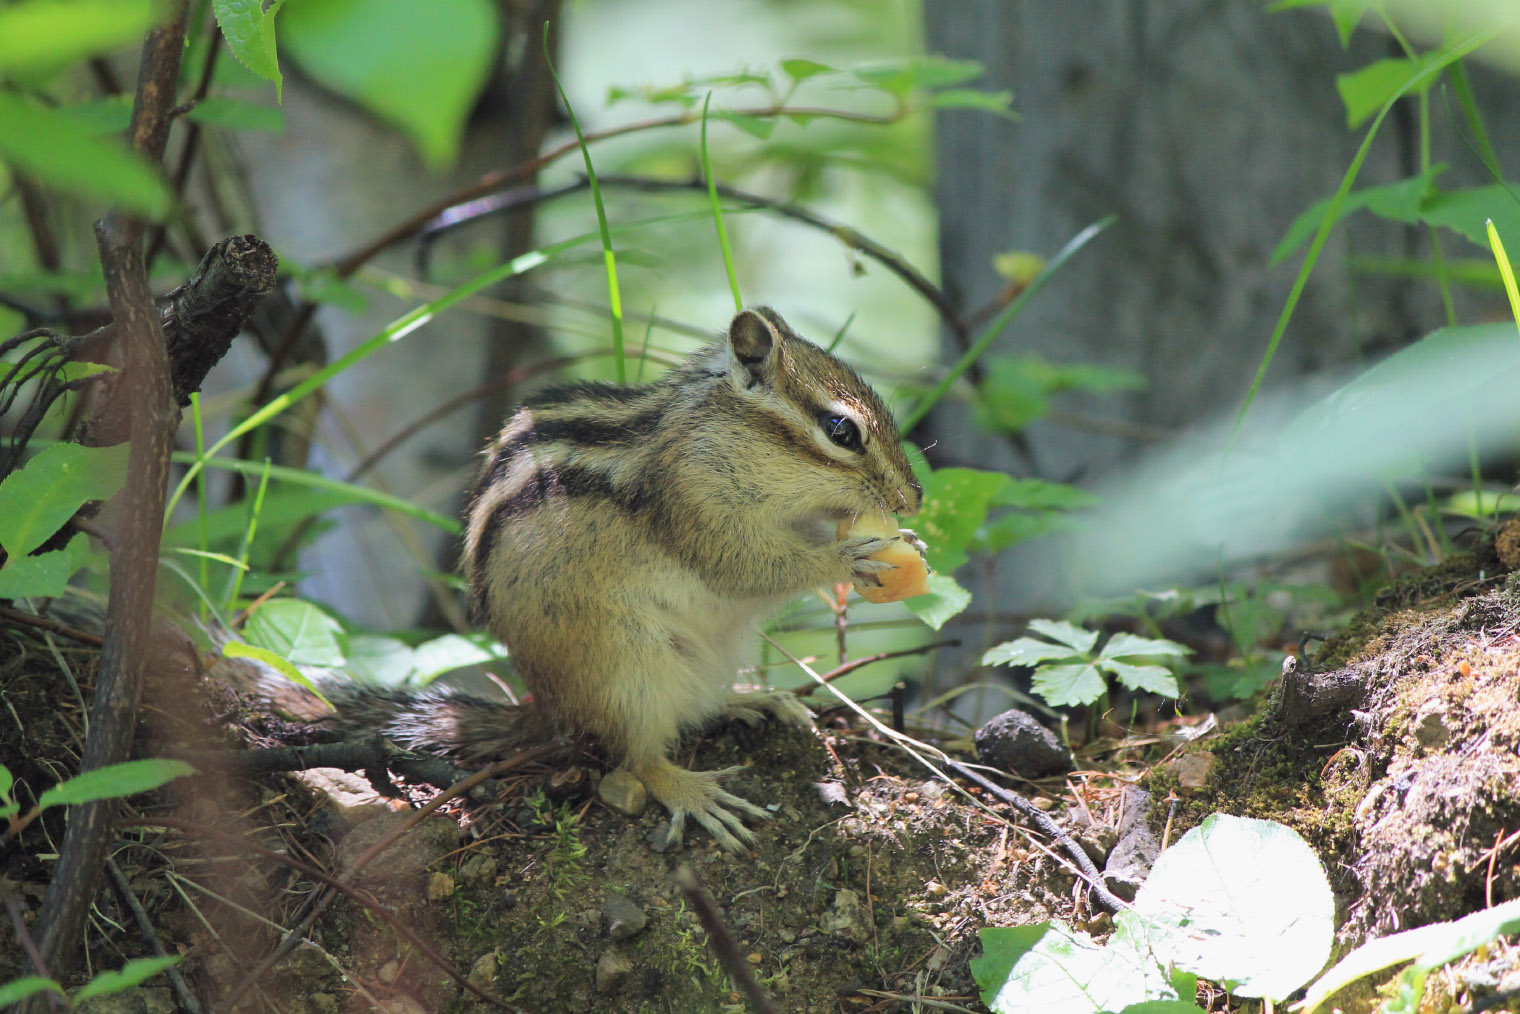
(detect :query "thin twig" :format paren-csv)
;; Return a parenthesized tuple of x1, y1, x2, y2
(792, 640, 959, 697)
(0, 605, 105, 647)
(105, 858, 203, 1013)
(674, 865, 778, 1014)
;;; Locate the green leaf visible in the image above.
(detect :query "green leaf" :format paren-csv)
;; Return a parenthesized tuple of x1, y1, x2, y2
(0, 0, 154, 76)
(1136, 814, 1334, 1000)
(1299, 896, 1520, 1014)
(0, 94, 172, 217)
(855, 56, 985, 96)
(982, 637, 1082, 668)
(411, 631, 509, 684)
(54, 95, 134, 134)
(1335, 55, 1440, 129)
(971, 921, 1182, 1013)
(1101, 661, 1179, 697)
(903, 573, 971, 631)
(1329, 0, 1370, 46)
(343, 634, 417, 685)
(37, 758, 196, 811)
(0, 533, 92, 599)
(781, 58, 834, 83)
(185, 96, 284, 133)
(75, 956, 180, 1002)
(927, 88, 1016, 118)
(0, 764, 13, 801)
(993, 478, 1099, 511)
(162, 489, 357, 550)
(244, 598, 347, 666)
(914, 467, 1010, 573)
(0, 443, 129, 559)
(1031, 662, 1107, 707)
(0, 978, 64, 1006)
(1419, 185, 1520, 249)
(1100, 632, 1191, 661)
(222, 641, 331, 702)
(1270, 166, 1443, 266)
(711, 111, 776, 139)
(1117, 1003, 1209, 1014)
(213, 0, 286, 97)
(1027, 618, 1099, 654)
(280, 0, 499, 169)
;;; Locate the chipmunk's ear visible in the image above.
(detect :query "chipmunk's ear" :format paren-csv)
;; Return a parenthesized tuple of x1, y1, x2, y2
(726, 307, 783, 390)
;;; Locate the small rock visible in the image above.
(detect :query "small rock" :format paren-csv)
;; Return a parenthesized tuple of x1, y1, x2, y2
(459, 854, 497, 888)
(1414, 702, 1451, 748)
(595, 950, 634, 994)
(425, 872, 455, 901)
(1170, 751, 1216, 792)
(598, 769, 648, 816)
(814, 780, 850, 806)
(604, 892, 648, 940)
(925, 880, 948, 897)
(747, 951, 763, 965)
(1103, 787, 1159, 901)
(819, 888, 862, 935)
(378, 959, 400, 984)
(975, 708, 1075, 778)
(468, 951, 498, 991)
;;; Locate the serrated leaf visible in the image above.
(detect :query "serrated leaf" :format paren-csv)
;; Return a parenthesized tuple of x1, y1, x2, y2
(981, 637, 1082, 668)
(244, 598, 347, 666)
(0, 0, 154, 76)
(185, 96, 283, 132)
(1100, 631, 1191, 660)
(781, 58, 833, 83)
(222, 641, 331, 703)
(411, 631, 509, 683)
(0, 94, 172, 217)
(1136, 814, 1334, 1000)
(711, 111, 776, 139)
(0, 533, 91, 599)
(0, 978, 64, 1006)
(1101, 661, 1179, 697)
(0, 443, 128, 559)
(1031, 662, 1107, 707)
(281, 0, 499, 169)
(927, 88, 1015, 118)
(903, 573, 970, 631)
(1027, 618, 1099, 653)
(213, 0, 285, 97)
(37, 758, 196, 811)
(914, 467, 1010, 573)
(75, 956, 180, 1001)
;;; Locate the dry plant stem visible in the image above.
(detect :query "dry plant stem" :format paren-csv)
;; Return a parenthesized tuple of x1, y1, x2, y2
(226, 745, 559, 1007)
(105, 858, 203, 1013)
(674, 865, 779, 1014)
(28, 0, 188, 988)
(0, 604, 104, 647)
(1, 879, 54, 999)
(791, 640, 960, 697)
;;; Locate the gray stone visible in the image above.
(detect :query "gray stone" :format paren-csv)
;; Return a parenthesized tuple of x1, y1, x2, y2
(597, 769, 648, 816)
(603, 892, 648, 941)
(975, 708, 1074, 778)
(594, 951, 634, 994)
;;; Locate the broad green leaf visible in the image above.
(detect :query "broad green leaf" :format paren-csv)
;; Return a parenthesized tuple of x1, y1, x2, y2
(55, 95, 134, 134)
(1027, 618, 1099, 653)
(971, 922, 1182, 1014)
(37, 758, 196, 811)
(185, 96, 284, 132)
(1329, 0, 1370, 46)
(855, 56, 984, 96)
(1420, 185, 1520, 249)
(1136, 814, 1333, 1000)
(1031, 662, 1107, 707)
(981, 637, 1082, 668)
(0, 0, 154, 76)
(0, 443, 129, 559)
(1101, 632, 1191, 660)
(0, 533, 92, 599)
(914, 467, 1010, 573)
(344, 634, 417, 686)
(1101, 660, 1179, 697)
(1270, 166, 1443, 266)
(222, 641, 330, 702)
(0, 978, 63, 1006)
(974, 509, 1077, 555)
(711, 111, 775, 139)
(0, 94, 172, 217)
(244, 598, 347, 666)
(411, 631, 509, 683)
(1117, 1004, 1209, 1014)
(213, 0, 285, 96)
(1335, 55, 1440, 129)
(75, 956, 180, 1001)
(994, 478, 1099, 511)
(927, 88, 1015, 118)
(0, 764, 12, 800)
(902, 573, 970, 631)
(781, 58, 833, 83)
(280, 0, 499, 169)
(1299, 896, 1520, 1014)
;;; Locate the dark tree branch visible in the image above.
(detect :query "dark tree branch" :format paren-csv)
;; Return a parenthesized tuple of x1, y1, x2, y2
(27, 0, 190, 992)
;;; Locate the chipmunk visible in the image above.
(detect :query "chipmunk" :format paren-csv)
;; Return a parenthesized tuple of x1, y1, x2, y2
(330, 307, 924, 850)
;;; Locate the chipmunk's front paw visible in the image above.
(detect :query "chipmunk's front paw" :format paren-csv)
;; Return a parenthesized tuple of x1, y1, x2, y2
(722, 688, 815, 730)
(841, 533, 899, 584)
(632, 758, 770, 852)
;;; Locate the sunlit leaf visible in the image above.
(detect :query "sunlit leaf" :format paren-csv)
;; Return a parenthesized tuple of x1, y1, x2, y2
(0, 94, 172, 217)
(76, 956, 181, 1001)
(902, 573, 970, 630)
(36, 758, 196, 811)
(244, 598, 347, 666)
(0, 443, 129, 559)
(0, 0, 154, 76)
(213, 0, 286, 97)
(781, 58, 833, 83)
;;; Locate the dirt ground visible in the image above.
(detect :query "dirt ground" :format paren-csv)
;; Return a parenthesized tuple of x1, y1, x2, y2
(3, 518, 1520, 1013)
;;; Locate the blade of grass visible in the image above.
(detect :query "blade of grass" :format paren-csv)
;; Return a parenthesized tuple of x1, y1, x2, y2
(899, 215, 1116, 431)
(702, 92, 743, 312)
(1488, 219, 1520, 341)
(222, 459, 271, 612)
(190, 392, 210, 619)
(543, 21, 625, 383)
(827, 311, 855, 353)
(1231, 28, 1499, 451)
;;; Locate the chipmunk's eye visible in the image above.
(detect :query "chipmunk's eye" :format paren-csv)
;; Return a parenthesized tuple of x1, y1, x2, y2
(822, 415, 864, 452)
